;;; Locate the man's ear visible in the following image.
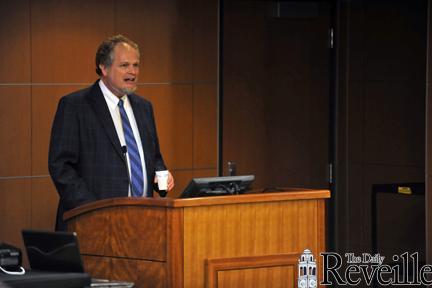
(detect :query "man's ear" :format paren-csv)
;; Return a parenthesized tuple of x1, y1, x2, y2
(99, 65, 108, 76)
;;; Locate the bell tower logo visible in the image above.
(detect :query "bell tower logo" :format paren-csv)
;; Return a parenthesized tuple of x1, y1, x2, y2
(298, 249, 317, 288)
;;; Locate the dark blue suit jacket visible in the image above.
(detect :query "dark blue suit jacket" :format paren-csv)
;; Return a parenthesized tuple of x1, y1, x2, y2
(48, 80, 166, 230)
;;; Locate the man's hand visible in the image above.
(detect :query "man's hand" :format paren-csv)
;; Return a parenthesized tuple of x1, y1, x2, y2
(154, 171, 175, 191)
(167, 171, 174, 191)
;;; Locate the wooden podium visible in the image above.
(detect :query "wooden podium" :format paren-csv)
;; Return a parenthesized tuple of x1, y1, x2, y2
(64, 189, 330, 288)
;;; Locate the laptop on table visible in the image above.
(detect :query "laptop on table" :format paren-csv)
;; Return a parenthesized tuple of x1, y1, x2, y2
(22, 230, 134, 287)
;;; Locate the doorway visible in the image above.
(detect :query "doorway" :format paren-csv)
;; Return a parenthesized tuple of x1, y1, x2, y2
(220, 1, 332, 191)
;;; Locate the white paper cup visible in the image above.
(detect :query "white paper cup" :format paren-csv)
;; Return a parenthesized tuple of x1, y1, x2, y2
(156, 170, 168, 191)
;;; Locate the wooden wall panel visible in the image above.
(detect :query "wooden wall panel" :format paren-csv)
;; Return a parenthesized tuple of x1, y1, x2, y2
(193, 169, 218, 178)
(264, 4, 329, 188)
(263, 77, 328, 189)
(139, 85, 193, 170)
(31, 0, 115, 83)
(363, 2, 426, 83)
(309, 79, 330, 187)
(0, 179, 31, 249)
(115, 0, 193, 83)
(348, 1, 366, 83)
(0, 0, 30, 82)
(0, 87, 31, 177)
(192, 0, 218, 82)
(222, 3, 267, 81)
(31, 85, 84, 175)
(193, 84, 217, 169)
(347, 81, 365, 164)
(346, 163, 364, 250)
(221, 3, 266, 181)
(223, 81, 267, 186)
(31, 177, 59, 230)
(168, 170, 193, 198)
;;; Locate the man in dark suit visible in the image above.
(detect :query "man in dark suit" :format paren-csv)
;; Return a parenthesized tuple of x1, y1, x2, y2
(49, 35, 174, 231)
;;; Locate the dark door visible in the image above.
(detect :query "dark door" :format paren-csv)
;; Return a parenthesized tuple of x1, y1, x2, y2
(221, 1, 332, 190)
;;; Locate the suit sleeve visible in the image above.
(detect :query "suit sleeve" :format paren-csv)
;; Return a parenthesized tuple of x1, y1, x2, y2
(48, 96, 96, 210)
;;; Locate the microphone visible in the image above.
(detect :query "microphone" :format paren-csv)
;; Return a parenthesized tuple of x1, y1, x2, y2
(121, 145, 135, 196)
(121, 145, 127, 155)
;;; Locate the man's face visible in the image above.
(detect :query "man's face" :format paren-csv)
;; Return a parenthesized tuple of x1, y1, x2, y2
(100, 42, 140, 97)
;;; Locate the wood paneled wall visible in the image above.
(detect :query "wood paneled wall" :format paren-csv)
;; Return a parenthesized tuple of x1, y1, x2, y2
(337, 0, 426, 254)
(0, 0, 218, 254)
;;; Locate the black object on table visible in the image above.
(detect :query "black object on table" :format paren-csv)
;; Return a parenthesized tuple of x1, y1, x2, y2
(0, 270, 91, 288)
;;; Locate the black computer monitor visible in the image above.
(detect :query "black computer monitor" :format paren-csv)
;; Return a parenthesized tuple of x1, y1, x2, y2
(180, 175, 255, 198)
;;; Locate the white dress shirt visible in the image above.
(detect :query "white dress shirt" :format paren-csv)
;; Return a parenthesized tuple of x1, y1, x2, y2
(99, 79, 148, 197)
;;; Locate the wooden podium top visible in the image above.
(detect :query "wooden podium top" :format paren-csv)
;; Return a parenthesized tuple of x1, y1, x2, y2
(63, 188, 330, 221)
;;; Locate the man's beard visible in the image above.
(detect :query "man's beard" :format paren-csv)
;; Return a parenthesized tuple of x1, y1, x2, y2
(120, 86, 137, 95)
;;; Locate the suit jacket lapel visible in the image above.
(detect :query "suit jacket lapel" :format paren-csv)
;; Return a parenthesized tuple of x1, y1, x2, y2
(87, 81, 124, 160)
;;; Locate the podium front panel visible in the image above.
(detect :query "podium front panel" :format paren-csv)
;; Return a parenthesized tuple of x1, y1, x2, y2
(182, 199, 325, 287)
(69, 206, 167, 261)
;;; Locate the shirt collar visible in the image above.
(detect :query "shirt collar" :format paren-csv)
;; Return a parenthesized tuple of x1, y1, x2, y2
(99, 79, 128, 110)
